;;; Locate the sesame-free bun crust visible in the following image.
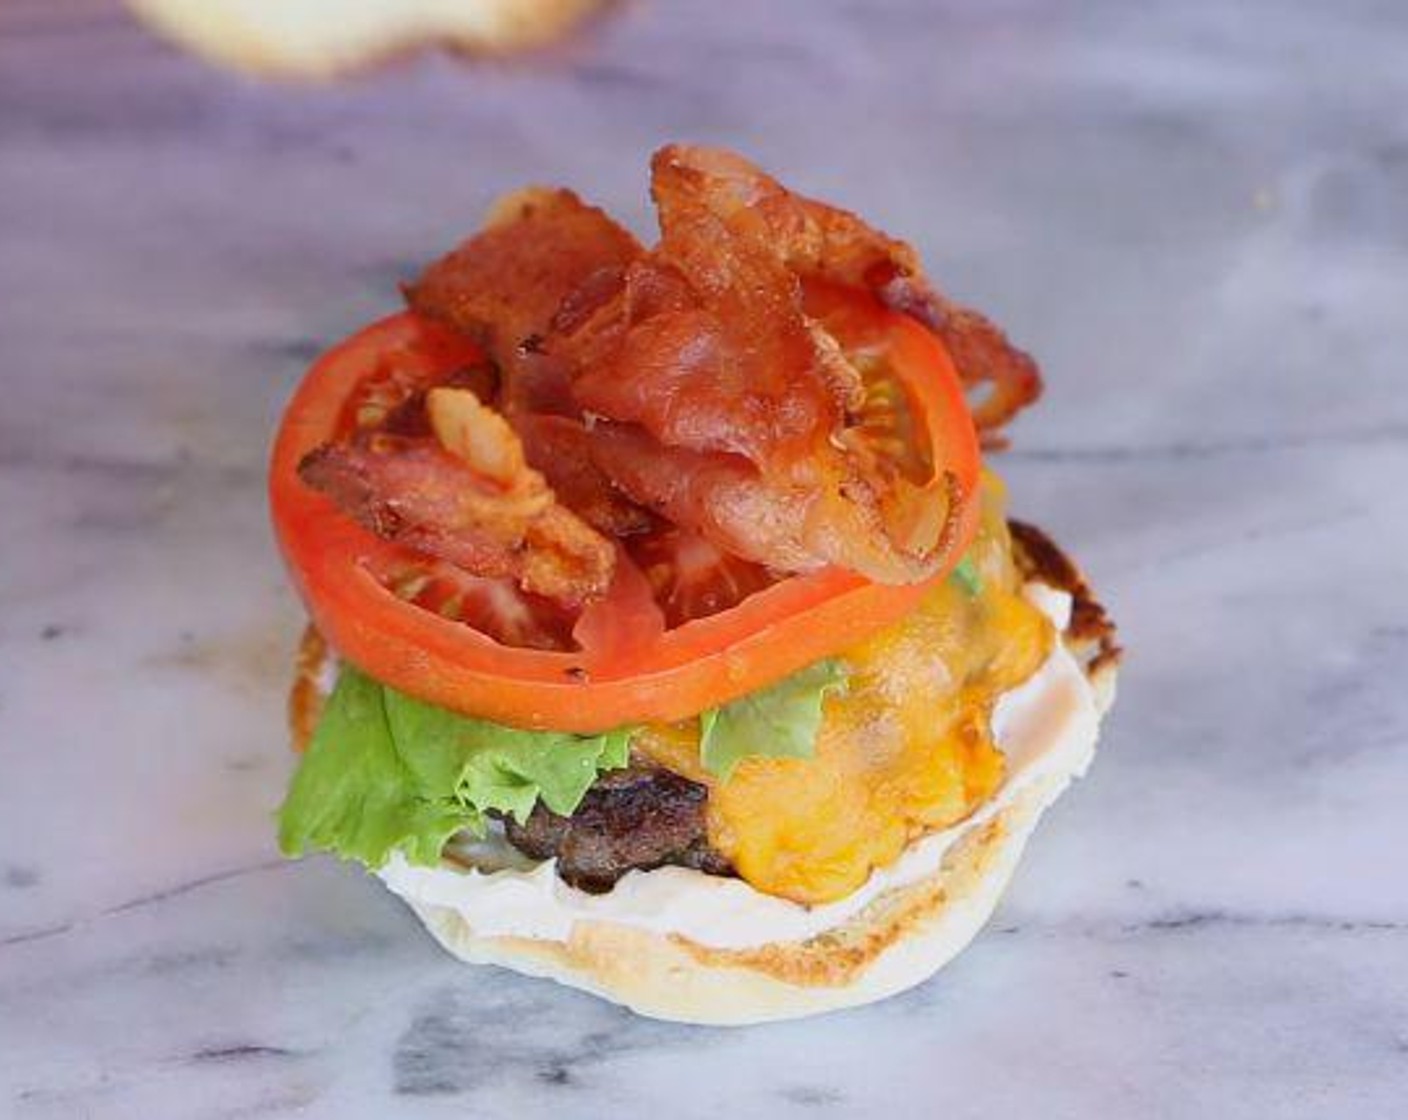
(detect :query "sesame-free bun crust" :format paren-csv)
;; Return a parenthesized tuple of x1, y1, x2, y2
(125, 0, 609, 80)
(289, 521, 1119, 1024)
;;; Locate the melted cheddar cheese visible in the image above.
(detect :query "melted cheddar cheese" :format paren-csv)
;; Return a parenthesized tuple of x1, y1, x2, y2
(633, 473, 1053, 905)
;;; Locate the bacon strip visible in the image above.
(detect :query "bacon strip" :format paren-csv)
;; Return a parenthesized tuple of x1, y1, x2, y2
(314, 147, 1033, 604)
(299, 389, 615, 607)
(650, 145, 1042, 441)
(554, 150, 958, 581)
(407, 187, 643, 416)
(585, 421, 819, 572)
(514, 413, 653, 539)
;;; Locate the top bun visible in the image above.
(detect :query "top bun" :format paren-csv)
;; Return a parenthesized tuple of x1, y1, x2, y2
(126, 0, 609, 79)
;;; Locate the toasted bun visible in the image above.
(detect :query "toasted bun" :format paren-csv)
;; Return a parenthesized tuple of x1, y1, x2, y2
(289, 521, 1119, 1024)
(125, 0, 608, 80)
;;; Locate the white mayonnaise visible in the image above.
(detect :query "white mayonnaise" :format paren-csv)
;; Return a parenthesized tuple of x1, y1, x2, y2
(378, 587, 1102, 950)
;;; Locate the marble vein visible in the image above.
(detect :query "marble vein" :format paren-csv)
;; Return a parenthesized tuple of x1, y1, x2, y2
(0, 860, 291, 950)
(1004, 421, 1408, 464)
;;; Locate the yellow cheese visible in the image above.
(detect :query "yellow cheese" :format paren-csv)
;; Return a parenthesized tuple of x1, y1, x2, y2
(634, 473, 1053, 904)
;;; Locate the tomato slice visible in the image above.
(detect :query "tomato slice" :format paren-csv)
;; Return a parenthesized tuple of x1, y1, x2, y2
(270, 307, 978, 732)
(626, 526, 777, 630)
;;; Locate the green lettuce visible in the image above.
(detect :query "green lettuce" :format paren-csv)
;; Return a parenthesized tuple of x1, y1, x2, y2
(277, 666, 633, 869)
(950, 555, 983, 597)
(698, 659, 847, 781)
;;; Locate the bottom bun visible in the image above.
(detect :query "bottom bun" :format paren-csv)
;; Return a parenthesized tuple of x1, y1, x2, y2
(405, 774, 1058, 1025)
(291, 520, 1119, 1024)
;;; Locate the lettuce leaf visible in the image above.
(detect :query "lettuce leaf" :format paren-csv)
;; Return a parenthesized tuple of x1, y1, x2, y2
(277, 666, 634, 869)
(950, 555, 983, 596)
(698, 659, 847, 781)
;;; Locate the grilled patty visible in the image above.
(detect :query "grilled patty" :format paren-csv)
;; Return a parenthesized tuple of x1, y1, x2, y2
(501, 765, 733, 892)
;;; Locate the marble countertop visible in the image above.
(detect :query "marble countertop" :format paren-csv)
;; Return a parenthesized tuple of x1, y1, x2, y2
(3, 1, 1406, 1116)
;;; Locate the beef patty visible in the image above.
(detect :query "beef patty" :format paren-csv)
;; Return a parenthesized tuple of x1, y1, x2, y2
(501, 765, 733, 892)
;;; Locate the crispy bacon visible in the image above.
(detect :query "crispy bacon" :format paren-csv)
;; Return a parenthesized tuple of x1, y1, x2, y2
(309, 147, 1034, 613)
(513, 413, 653, 538)
(918, 303, 1041, 446)
(565, 155, 856, 464)
(299, 388, 615, 607)
(551, 150, 958, 581)
(648, 145, 1042, 441)
(585, 421, 817, 572)
(407, 187, 642, 415)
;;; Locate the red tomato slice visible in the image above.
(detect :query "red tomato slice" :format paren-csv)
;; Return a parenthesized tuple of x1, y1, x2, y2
(626, 526, 777, 630)
(270, 308, 978, 732)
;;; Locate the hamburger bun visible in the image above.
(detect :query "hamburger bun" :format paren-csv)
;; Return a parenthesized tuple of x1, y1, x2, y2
(125, 0, 609, 80)
(289, 520, 1118, 1024)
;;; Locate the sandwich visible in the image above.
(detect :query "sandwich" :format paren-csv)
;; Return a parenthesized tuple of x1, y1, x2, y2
(270, 145, 1120, 1025)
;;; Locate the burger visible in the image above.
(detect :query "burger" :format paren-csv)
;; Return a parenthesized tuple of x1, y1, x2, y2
(270, 145, 1120, 1025)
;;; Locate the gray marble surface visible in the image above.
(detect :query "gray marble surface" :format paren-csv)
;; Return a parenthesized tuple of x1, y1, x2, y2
(3, 0, 1407, 1116)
